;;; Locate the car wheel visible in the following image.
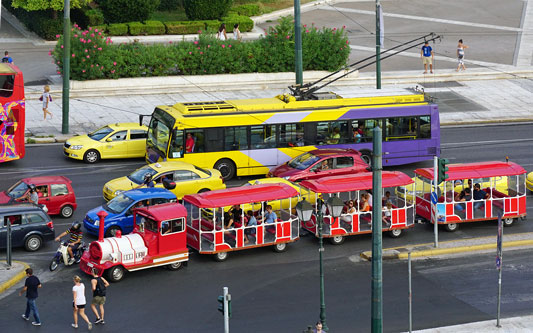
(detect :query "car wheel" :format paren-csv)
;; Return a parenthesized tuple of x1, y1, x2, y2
(388, 228, 403, 238)
(444, 223, 458, 232)
(49, 259, 59, 271)
(273, 242, 288, 253)
(166, 262, 183, 271)
(24, 235, 42, 252)
(329, 235, 345, 245)
(503, 218, 515, 227)
(107, 266, 125, 282)
(84, 149, 100, 163)
(105, 226, 121, 237)
(360, 151, 372, 168)
(60, 205, 74, 218)
(198, 188, 210, 193)
(214, 159, 236, 181)
(213, 252, 229, 262)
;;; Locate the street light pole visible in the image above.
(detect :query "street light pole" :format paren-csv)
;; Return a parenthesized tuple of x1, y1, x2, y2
(375, 0, 381, 89)
(62, 0, 70, 134)
(317, 199, 328, 331)
(294, 0, 303, 85)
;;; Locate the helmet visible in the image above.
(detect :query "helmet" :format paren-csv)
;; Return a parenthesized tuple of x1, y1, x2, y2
(70, 221, 81, 231)
(28, 184, 36, 192)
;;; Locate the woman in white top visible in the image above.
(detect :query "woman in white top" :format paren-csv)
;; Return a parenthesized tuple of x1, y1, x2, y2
(233, 23, 242, 41)
(217, 23, 227, 41)
(72, 275, 92, 330)
(456, 39, 468, 72)
(382, 202, 392, 226)
(41, 85, 53, 120)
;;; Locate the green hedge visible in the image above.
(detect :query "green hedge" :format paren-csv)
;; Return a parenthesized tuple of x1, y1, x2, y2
(165, 21, 205, 34)
(232, 4, 261, 17)
(108, 23, 129, 36)
(127, 21, 166, 35)
(183, 0, 233, 20)
(52, 18, 350, 80)
(222, 15, 253, 32)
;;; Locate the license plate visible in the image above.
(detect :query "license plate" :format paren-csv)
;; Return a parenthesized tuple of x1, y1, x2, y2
(87, 262, 94, 267)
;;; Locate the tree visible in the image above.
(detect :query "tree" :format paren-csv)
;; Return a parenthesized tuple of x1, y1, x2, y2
(11, 0, 91, 11)
(98, 0, 160, 23)
(183, 0, 233, 20)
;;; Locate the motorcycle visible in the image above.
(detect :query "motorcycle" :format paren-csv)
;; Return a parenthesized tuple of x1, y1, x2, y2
(49, 241, 87, 271)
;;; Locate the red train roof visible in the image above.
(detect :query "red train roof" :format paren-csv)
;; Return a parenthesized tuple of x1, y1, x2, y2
(414, 161, 526, 180)
(299, 171, 413, 193)
(134, 202, 187, 221)
(183, 183, 299, 208)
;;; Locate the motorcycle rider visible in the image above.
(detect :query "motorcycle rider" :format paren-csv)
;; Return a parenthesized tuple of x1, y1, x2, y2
(55, 221, 83, 265)
(17, 184, 39, 205)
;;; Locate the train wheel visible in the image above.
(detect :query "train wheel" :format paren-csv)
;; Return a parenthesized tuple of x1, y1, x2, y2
(107, 266, 125, 282)
(329, 235, 345, 245)
(213, 252, 228, 262)
(444, 223, 458, 232)
(388, 228, 403, 238)
(167, 262, 183, 271)
(503, 218, 515, 227)
(273, 242, 288, 253)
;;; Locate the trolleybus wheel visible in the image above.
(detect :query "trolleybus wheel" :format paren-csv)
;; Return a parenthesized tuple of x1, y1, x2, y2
(444, 223, 458, 232)
(329, 235, 345, 245)
(105, 226, 121, 237)
(273, 242, 288, 253)
(503, 218, 515, 227)
(166, 262, 183, 270)
(84, 149, 100, 164)
(107, 266, 125, 282)
(388, 228, 403, 238)
(214, 159, 236, 181)
(213, 252, 229, 262)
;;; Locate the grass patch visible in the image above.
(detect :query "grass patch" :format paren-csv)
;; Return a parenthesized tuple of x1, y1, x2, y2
(26, 138, 36, 144)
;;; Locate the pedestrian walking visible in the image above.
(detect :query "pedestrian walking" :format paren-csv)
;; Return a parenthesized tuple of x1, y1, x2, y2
(40, 85, 53, 120)
(90, 269, 109, 325)
(2, 51, 13, 63)
(233, 23, 242, 41)
(72, 275, 92, 330)
(19, 267, 42, 326)
(217, 23, 227, 41)
(313, 321, 324, 333)
(421, 41, 434, 74)
(456, 39, 469, 71)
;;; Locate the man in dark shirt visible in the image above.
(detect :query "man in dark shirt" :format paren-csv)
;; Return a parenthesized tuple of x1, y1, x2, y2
(19, 267, 42, 326)
(473, 183, 489, 209)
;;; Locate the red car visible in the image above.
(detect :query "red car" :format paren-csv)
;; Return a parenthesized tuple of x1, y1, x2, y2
(0, 176, 77, 218)
(267, 149, 369, 182)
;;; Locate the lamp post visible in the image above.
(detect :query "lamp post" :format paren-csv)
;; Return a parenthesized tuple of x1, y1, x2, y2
(296, 196, 344, 331)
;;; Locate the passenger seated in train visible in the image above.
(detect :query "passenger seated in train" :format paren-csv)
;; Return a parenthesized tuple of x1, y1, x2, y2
(473, 183, 489, 210)
(382, 191, 393, 205)
(454, 188, 471, 211)
(228, 204, 243, 222)
(244, 211, 257, 244)
(341, 200, 356, 223)
(382, 202, 392, 226)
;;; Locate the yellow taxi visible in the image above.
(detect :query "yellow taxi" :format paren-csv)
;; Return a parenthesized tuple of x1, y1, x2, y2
(64, 123, 148, 163)
(245, 177, 317, 212)
(527, 172, 533, 192)
(397, 176, 509, 203)
(103, 161, 225, 201)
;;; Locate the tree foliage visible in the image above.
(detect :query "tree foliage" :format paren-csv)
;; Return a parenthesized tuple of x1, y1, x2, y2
(183, 0, 233, 20)
(98, 0, 160, 24)
(11, 0, 91, 11)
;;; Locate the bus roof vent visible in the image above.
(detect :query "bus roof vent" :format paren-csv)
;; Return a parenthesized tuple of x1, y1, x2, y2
(308, 92, 342, 100)
(178, 101, 237, 114)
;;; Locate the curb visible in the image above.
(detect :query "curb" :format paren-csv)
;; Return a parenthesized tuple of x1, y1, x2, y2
(360, 239, 533, 261)
(0, 261, 30, 294)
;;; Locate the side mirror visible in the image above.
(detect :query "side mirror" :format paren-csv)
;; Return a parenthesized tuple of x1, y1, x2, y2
(106, 138, 113, 142)
(163, 178, 176, 190)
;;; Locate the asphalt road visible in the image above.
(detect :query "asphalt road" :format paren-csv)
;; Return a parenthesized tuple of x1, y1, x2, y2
(0, 122, 532, 331)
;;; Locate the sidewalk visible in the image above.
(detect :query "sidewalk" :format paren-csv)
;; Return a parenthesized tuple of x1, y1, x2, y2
(412, 314, 533, 332)
(0, 261, 29, 294)
(360, 231, 533, 260)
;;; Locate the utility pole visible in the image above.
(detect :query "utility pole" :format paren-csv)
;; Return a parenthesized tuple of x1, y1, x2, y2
(62, 0, 70, 134)
(371, 126, 383, 332)
(294, 0, 303, 85)
(375, 0, 381, 89)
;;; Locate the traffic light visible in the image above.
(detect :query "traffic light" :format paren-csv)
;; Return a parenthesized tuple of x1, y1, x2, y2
(217, 295, 225, 314)
(437, 158, 449, 184)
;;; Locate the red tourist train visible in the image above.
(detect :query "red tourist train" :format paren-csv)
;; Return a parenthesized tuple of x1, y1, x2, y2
(80, 161, 528, 282)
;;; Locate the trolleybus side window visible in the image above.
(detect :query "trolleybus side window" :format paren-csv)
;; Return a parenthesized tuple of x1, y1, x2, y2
(419, 116, 431, 138)
(278, 123, 305, 148)
(204, 128, 224, 152)
(168, 129, 184, 158)
(184, 129, 205, 153)
(251, 125, 275, 149)
(225, 126, 248, 151)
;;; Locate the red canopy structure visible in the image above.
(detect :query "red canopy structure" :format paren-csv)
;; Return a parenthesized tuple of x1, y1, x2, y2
(300, 171, 413, 193)
(414, 161, 526, 181)
(183, 183, 298, 208)
(135, 202, 187, 221)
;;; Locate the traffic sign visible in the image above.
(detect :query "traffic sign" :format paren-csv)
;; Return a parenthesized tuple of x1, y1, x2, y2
(431, 191, 438, 204)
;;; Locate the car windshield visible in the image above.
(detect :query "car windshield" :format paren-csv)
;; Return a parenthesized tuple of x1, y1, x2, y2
(287, 152, 320, 170)
(88, 126, 114, 141)
(7, 181, 28, 198)
(103, 193, 135, 214)
(127, 166, 158, 184)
